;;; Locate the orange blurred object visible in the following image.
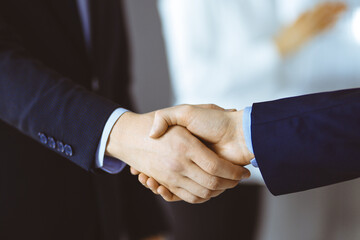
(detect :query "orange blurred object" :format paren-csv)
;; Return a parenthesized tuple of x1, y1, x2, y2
(275, 2, 347, 56)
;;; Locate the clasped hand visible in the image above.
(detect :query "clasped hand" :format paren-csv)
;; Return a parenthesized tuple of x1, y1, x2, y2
(106, 104, 254, 204)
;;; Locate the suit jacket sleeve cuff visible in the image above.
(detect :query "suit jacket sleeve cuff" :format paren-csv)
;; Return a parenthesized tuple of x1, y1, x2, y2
(96, 108, 129, 174)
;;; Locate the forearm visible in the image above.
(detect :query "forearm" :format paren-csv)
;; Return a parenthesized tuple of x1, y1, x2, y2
(251, 89, 360, 195)
(0, 24, 120, 171)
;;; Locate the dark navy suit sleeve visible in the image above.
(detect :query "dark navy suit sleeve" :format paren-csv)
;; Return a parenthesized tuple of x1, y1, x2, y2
(251, 88, 360, 195)
(0, 21, 120, 171)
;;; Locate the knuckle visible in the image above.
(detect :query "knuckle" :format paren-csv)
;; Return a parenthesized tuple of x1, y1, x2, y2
(229, 180, 239, 189)
(189, 196, 202, 204)
(138, 174, 145, 184)
(207, 176, 221, 190)
(236, 167, 249, 180)
(195, 197, 207, 204)
(163, 196, 171, 202)
(162, 172, 177, 188)
(181, 104, 194, 115)
(232, 168, 244, 180)
(209, 104, 218, 109)
(202, 189, 213, 199)
(167, 142, 189, 173)
(174, 140, 188, 153)
(162, 173, 172, 183)
(205, 160, 219, 175)
(167, 158, 183, 172)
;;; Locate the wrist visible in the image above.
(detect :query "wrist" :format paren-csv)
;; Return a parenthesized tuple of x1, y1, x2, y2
(105, 111, 136, 160)
(229, 110, 254, 165)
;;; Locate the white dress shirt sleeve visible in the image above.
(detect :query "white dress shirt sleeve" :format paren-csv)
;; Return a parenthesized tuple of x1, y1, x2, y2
(96, 108, 129, 174)
(243, 107, 258, 168)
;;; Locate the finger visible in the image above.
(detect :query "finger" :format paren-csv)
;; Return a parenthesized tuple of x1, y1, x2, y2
(184, 161, 240, 190)
(315, 2, 346, 13)
(147, 177, 160, 194)
(301, 3, 342, 35)
(336, 2, 347, 12)
(140, 174, 160, 195)
(170, 187, 209, 204)
(189, 139, 250, 181)
(317, 4, 346, 30)
(212, 189, 226, 198)
(295, 11, 311, 25)
(312, 2, 346, 27)
(130, 167, 140, 175)
(174, 174, 222, 199)
(327, 2, 347, 13)
(158, 186, 182, 202)
(316, 17, 338, 32)
(314, 14, 341, 34)
(318, 19, 337, 32)
(138, 173, 150, 188)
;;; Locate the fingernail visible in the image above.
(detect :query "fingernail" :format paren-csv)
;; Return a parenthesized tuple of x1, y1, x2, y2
(149, 127, 156, 137)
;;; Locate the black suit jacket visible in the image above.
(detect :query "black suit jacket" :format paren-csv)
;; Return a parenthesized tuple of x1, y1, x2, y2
(0, 0, 168, 239)
(252, 89, 360, 195)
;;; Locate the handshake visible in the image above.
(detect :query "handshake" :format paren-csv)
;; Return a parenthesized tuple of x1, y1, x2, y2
(106, 104, 255, 204)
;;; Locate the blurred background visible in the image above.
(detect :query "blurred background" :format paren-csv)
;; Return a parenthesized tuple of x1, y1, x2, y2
(124, 0, 360, 239)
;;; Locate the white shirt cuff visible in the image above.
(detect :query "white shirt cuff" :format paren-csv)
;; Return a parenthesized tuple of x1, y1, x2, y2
(243, 107, 258, 168)
(96, 108, 129, 174)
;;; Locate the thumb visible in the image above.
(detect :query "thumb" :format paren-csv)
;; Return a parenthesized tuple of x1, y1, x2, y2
(149, 111, 171, 138)
(149, 104, 199, 138)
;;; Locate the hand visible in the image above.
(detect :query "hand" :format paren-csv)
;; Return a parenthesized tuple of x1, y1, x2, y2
(106, 110, 250, 204)
(130, 167, 182, 202)
(150, 104, 254, 165)
(275, 2, 346, 56)
(130, 104, 255, 202)
(132, 169, 182, 202)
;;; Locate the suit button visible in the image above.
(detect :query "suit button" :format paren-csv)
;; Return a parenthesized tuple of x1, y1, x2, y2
(48, 137, 56, 149)
(64, 144, 73, 157)
(56, 141, 65, 153)
(38, 133, 47, 144)
(91, 77, 100, 91)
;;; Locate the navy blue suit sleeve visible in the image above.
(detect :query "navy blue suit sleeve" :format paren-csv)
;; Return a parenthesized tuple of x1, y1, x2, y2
(0, 21, 120, 171)
(251, 88, 360, 195)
